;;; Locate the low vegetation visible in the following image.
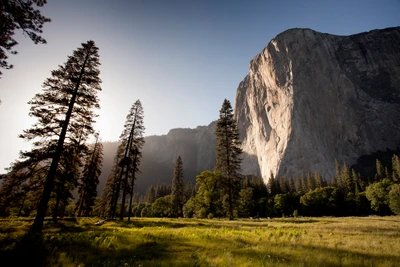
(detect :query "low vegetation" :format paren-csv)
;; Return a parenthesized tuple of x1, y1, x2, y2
(1, 216, 399, 266)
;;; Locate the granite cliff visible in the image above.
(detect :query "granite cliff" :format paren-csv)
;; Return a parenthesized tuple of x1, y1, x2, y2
(234, 27, 400, 182)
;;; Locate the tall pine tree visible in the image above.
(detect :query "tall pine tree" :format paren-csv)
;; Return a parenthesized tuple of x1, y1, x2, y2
(99, 143, 125, 218)
(126, 101, 145, 221)
(19, 40, 102, 232)
(76, 133, 104, 217)
(171, 156, 184, 217)
(215, 99, 242, 219)
(108, 100, 145, 220)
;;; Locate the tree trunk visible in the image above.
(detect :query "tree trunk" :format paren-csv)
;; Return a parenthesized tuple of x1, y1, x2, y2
(30, 47, 92, 233)
(76, 192, 85, 217)
(224, 117, 234, 220)
(17, 192, 27, 217)
(128, 153, 138, 222)
(111, 130, 133, 219)
(84, 192, 91, 217)
(120, 174, 128, 220)
(53, 193, 60, 223)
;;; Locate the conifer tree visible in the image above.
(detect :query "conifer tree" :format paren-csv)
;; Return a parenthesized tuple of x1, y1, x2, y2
(267, 172, 277, 196)
(339, 163, 353, 194)
(375, 159, 385, 182)
(392, 154, 400, 182)
(171, 156, 184, 217)
(288, 177, 296, 194)
(19, 40, 102, 233)
(215, 99, 242, 219)
(295, 176, 302, 194)
(0, 0, 50, 76)
(301, 174, 308, 193)
(315, 172, 324, 188)
(330, 176, 338, 187)
(144, 185, 156, 203)
(76, 133, 104, 217)
(280, 176, 290, 193)
(155, 183, 171, 199)
(307, 172, 316, 191)
(109, 100, 144, 220)
(98, 143, 125, 218)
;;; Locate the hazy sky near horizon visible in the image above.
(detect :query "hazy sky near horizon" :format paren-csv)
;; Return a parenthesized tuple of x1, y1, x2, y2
(0, 0, 399, 172)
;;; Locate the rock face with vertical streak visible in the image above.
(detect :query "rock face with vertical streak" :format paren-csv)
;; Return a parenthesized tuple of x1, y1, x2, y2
(234, 27, 400, 182)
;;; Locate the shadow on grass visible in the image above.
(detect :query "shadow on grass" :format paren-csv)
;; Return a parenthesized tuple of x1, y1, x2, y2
(0, 233, 47, 267)
(83, 239, 170, 267)
(0, 222, 173, 267)
(275, 218, 322, 224)
(112, 218, 271, 230)
(45, 221, 88, 233)
(110, 219, 213, 230)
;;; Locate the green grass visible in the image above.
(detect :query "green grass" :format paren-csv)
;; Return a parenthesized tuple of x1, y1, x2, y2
(1, 216, 399, 266)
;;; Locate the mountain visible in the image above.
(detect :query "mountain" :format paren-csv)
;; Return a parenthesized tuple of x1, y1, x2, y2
(98, 27, 400, 193)
(98, 121, 218, 195)
(234, 27, 400, 182)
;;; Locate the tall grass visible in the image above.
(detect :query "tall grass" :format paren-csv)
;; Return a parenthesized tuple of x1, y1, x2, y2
(0, 216, 399, 266)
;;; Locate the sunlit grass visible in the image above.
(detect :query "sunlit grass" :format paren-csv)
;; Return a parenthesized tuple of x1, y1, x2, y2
(0, 216, 399, 266)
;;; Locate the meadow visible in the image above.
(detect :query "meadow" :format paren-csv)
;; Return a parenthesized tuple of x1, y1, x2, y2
(0, 216, 399, 267)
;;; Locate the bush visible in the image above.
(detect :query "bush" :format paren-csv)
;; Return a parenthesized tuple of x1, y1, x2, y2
(300, 186, 339, 216)
(152, 196, 172, 217)
(274, 193, 296, 217)
(293, 210, 298, 218)
(197, 208, 208, 219)
(365, 179, 392, 215)
(389, 184, 400, 215)
(183, 198, 197, 218)
(141, 204, 153, 217)
(237, 188, 254, 218)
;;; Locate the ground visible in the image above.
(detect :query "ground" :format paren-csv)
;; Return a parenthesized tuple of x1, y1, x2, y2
(0, 216, 399, 266)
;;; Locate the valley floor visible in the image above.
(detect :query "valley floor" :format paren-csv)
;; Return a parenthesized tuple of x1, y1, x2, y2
(0, 216, 399, 266)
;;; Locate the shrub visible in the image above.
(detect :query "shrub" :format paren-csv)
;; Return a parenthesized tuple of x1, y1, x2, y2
(141, 204, 153, 217)
(365, 179, 392, 215)
(389, 184, 400, 215)
(152, 195, 172, 217)
(183, 198, 196, 218)
(293, 210, 298, 218)
(300, 186, 339, 216)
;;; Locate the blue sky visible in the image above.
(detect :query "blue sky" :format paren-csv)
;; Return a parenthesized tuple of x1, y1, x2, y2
(0, 0, 399, 171)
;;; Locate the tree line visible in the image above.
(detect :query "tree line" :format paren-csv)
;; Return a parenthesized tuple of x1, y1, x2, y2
(113, 156, 400, 219)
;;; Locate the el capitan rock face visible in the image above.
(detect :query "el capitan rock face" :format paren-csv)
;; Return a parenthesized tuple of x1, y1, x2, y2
(234, 27, 400, 182)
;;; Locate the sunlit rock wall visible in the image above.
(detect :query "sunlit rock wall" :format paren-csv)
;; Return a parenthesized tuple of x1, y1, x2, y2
(234, 27, 400, 182)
